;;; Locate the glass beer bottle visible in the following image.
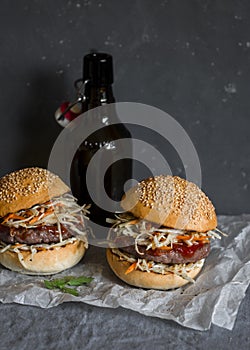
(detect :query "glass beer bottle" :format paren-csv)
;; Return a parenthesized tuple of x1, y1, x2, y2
(70, 52, 132, 228)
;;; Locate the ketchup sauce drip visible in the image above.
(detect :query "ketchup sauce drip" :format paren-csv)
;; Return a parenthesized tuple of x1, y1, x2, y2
(149, 243, 205, 258)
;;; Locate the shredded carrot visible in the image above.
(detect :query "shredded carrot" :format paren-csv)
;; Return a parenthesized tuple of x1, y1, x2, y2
(54, 203, 64, 207)
(176, 235, 192, 241)
(125, 262, 137, 275)
(157, 246, 172, 251)
(28, 216, 40, 225)
(2, 213, 26, 223)
(127, 219, 138, 225)
(195, 237, 209, 242)
(176, 234, 210, 244)
(193, 236, 203, 241)
(42, 209, 54, 217)
(28, 209, 54, 224)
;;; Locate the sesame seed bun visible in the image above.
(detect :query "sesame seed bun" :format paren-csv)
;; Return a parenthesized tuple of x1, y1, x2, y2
(0, 167, 70, 218)
(0, 240, 86, 275)
(121, 175, 217, 232)
(106, 248, 203, 290)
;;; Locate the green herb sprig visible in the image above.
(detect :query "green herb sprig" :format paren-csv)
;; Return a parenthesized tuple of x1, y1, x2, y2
(44, 276, 93, 296)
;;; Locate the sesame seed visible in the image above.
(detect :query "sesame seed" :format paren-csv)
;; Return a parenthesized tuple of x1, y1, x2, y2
(135, 175, 215, 223)
(0, 167, 59, 203)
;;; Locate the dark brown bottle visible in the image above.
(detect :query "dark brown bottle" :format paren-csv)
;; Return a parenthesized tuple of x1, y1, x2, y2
(70, 53, 132, 227)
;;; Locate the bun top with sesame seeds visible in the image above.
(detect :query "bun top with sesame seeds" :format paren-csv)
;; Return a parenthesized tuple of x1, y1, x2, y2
(0, 167, 70, 217)
(121, 175, 217, 232)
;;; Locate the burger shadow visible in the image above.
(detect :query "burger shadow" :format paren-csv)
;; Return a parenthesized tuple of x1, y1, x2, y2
(82, 245, 122, 284)
(84, 245, 108, 268)
(15, 68, 67, 170)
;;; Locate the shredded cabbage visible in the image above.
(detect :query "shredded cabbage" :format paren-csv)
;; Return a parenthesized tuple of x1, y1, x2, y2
(1, 193, 90, 243)
(111, 248, 204, 283)
(107, 213, 223, 252)
(0, 237, 87, 254)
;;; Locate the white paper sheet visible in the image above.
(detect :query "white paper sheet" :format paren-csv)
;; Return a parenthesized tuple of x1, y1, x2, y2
(0, 215, 249, 331)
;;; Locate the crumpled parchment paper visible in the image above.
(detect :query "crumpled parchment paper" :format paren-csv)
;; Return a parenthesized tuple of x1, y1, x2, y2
(0, 215, 249, 331)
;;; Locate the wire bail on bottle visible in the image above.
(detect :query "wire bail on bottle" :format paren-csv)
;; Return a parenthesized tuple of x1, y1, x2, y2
(55, 79, 89, 127)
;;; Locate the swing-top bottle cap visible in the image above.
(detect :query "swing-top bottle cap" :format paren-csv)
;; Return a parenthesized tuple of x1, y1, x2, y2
(83, 52, 114, 86)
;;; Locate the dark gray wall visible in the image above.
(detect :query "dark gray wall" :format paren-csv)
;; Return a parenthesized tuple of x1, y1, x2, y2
(0, 0, 249, 215)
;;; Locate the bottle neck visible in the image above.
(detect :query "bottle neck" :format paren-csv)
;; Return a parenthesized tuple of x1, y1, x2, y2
(82, 84, 115, 112)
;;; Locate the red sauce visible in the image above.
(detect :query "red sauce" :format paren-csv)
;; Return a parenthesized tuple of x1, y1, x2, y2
(148, 243, 205, 258)
(172, 243, 204, 257)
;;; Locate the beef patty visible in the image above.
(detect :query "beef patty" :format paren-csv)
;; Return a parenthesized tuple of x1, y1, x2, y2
(115, 236, 210, 264)
(0, 224, 73, 245)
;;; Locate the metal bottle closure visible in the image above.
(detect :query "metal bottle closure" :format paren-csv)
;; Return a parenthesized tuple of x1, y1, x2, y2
(55, 52, 114, 127)
(54, 79, 89, 127)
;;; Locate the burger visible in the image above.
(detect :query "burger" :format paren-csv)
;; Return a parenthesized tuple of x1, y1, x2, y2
(0, 167, 89, 275)
(106, 175, 223, 290)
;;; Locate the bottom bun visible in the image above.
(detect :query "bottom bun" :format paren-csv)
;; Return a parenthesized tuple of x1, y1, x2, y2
(106, 248, 204, 290)
(0, 240, 86, 275)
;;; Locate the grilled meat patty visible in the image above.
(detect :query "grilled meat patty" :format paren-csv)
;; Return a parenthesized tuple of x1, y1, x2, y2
(115, 236, 210, 264)
(0, 224, 73, 245)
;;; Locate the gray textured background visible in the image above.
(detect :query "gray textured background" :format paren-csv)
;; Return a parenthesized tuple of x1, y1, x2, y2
(0, 0, 250, 214)
(0, 1, 249, 348)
